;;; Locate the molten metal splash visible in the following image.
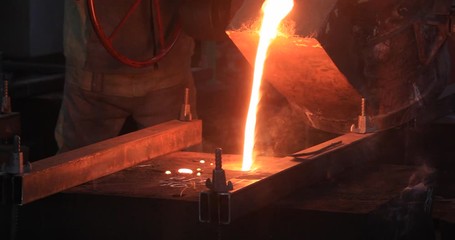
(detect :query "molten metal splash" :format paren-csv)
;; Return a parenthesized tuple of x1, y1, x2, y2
(242, 0, 294, 171)
(178, 168, 193, 174)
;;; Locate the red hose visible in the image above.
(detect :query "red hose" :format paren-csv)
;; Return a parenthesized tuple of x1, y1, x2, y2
(152, 0, 165, 48)
(87, 0, 181, 68)
(109, 0, 143, 40)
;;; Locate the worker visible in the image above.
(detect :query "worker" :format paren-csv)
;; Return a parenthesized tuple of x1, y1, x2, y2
(55, 0, 196, 152)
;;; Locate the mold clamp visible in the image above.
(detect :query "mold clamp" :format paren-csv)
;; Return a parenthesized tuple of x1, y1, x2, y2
(199, 148, 234, 224)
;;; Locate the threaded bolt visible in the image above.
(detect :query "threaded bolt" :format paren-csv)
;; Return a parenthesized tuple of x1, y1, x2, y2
(184, 88, 189, 105)
(361, 98, 365, 116)
(4, 80, 8, 97)
(215, 148, 222, 170)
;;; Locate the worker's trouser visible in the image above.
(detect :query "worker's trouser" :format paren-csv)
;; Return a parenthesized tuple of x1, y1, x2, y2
(55, 67, 197, 152)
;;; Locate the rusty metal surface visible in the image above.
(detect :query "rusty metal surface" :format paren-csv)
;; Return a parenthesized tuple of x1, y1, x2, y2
(13, 120, 202, 204)
(228, 32, 361, 133)
(67, 132, 380, 220)
(227, 0, 451, 133)
(66, 152, 280, 201)
(277, 164, 417, 214)
(52, 120, 455, 223)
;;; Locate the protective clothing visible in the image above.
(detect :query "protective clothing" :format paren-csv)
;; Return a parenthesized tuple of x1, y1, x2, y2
(56, 0, 196, 152)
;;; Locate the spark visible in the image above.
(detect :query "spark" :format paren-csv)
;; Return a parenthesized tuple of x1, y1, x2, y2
(178, 168, 193, 174)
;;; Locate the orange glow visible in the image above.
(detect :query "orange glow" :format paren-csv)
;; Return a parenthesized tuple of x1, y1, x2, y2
(177, 168, 193, 174)
(242, 0, 294, 171)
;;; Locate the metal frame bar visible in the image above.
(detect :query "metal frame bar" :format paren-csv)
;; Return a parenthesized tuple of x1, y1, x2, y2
(66, 131, 380, 222)
(228, 132, 378, 220)
(4, 120, 202, 205)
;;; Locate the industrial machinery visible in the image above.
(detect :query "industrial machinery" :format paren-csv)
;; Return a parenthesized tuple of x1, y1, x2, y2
(1, 0, 455, 239)
(227, 0, 453, 133)
(0, 53, 23, 171)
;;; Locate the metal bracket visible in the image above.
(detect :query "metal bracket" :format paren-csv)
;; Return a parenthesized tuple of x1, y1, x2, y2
(0, 173, 23, 205)
(199, 191, 231, 224)
(1, 136, 28, 205)
(199, 148, 233, 224)
(179, 88, 193, 122)
(350, 98, 376, 134)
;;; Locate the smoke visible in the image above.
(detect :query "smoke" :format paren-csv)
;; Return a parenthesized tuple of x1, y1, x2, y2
(254, 82, 320, 157)
(366, 164, 437, 240)
(403, 164, 436, 197)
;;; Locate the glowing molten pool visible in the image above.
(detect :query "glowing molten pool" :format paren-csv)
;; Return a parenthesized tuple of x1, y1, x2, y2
(242, 0, 294, 171)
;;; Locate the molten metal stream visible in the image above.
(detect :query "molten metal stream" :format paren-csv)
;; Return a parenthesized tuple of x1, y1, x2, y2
(242, 0, 294, 171)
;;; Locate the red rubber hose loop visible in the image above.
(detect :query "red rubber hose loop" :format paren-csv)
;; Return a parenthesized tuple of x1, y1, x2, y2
(87, 0, 181, 68)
